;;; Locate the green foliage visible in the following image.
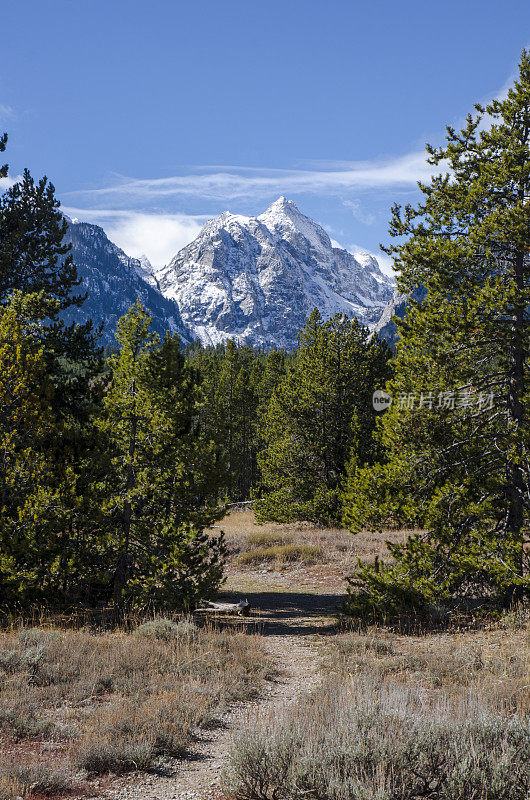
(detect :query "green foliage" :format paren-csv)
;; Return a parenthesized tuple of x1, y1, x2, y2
(256, 310, 390, 525)
(343, 51, 530, 617)
(0, 135, 226, 610)
(0, 166, 100, 416)
(100, 301, 226, 608)
(186, 341, 287, 503)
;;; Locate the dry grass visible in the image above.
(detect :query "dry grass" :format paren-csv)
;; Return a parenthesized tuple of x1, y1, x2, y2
(246, 531, 294, 548)
(0, 758, 73, 798)
(0, 619, 273, 795)
(227, 675, 529, 800)
(215, 508, 412, 568)
(0, 775, 25, 800)
(326, 615, 530, 716)
(237, 543, 325, 568)
(226, 613, 530, 799)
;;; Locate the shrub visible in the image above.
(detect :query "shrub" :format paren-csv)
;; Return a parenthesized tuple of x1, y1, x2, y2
(237, 544, 325, 567)
(0, 623, 272, 781)
(0, 776, 24, 800)
(17, 628, 59, 648)
(76, 689, 205, 774)
(0, 758, 73, 796)
(0, 701, 55, 738)
(246, 531, 293, 548)
(77, 737, 154, 775)
(0, 648, 20, 673)
(135, 617, 198, 641)
(226, 677, 530, 800)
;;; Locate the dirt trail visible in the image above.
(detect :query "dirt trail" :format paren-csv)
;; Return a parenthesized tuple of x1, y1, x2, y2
(105, 591, 340, 800)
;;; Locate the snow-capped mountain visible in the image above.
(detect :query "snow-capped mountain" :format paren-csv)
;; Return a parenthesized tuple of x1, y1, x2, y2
(155, 197, 395, 350)
(134, 254, 160, 289)
(63, 219, 189, 346)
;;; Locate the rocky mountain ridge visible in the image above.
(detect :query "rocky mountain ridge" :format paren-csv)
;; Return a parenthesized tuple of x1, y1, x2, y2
(154, 197, 395, 349)
(64, 199, 397, 349)
(63, 219, 189, 346)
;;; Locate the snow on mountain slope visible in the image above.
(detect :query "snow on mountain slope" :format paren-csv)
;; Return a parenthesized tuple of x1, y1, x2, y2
(134, 254, 160, 289)
(156, 197, 395, 350)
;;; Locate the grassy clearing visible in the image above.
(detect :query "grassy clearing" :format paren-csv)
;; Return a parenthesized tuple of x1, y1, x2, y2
(216, 508, 413, 569)
(246, 530, 294, 548)
(0, 619, 273, 796)
(237, 543, 325, 568)
(226, 614, 530, 799)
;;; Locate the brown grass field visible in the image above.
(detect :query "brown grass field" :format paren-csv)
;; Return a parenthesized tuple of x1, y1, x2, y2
(0, 510, 528, 799)
(215, 508, 414, 598)
(0, 619, 273, 798)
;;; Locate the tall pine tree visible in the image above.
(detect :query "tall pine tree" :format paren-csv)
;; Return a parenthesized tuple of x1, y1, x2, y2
(343, 51, 530, 618)
(0, 137, 104, 605)
(101, 302, 225, 609)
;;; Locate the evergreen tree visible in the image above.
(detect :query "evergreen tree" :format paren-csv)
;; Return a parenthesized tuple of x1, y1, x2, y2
(256, 310, 390, 525)
(0, 293, 54, 600)
(0, 165, 100, 416)
(189, 341, 267, 503)
(343, 52, 530, 618)
(0, 146, 106, 605)
(0, 133, 7, 180)
(233, 358, 260, 499)
(101, 301, 225, 609)
(0, 289, 108, 605)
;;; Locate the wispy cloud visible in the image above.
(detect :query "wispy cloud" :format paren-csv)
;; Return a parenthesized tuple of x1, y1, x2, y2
(0, 104, 15, 121)
(63, 207, 207, 267)
(0, 174, 23, 192)
(67, 150, 436, 205)
(62, 151, 436, 268)
(342, 199, 375, 225)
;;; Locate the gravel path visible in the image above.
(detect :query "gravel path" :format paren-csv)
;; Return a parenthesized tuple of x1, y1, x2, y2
(98, 592, 338, 800)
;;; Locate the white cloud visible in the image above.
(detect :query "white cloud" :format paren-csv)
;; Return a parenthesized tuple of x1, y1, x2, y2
(346, 243, 395, 278)
(342, 198, 375, 225)
(67, 150, 436, 205)
(0, 174, 23, 192)
(370, 251, 396, 278)
(63, 207, 207, 267)
(328, 233, 396, 279)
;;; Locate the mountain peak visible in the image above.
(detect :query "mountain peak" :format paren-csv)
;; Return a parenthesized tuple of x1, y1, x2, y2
(261, 195, 301, 219)
(258, 195, 332, 253)
(157, 199, 395, 349)
(268, 195, 295, 210)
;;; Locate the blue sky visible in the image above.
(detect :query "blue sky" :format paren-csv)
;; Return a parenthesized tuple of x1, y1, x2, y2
(1, 0, 529, 272)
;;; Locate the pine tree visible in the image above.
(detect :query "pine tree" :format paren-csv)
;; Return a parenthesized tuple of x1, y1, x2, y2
(0, 166, 100, 416)
(0, 292, 55, 600)
(256, 310, 389, 525)
(343, 51, 530, 618)
(0, 139, 106, 605)
(0, 133, 7, 180)
(102, 301, 225, 609)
